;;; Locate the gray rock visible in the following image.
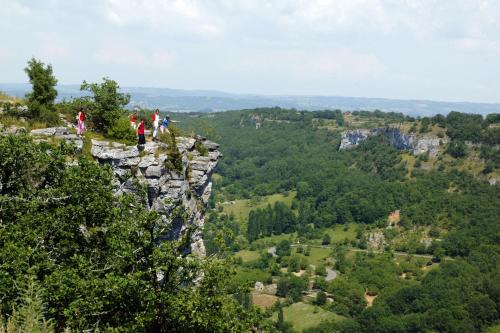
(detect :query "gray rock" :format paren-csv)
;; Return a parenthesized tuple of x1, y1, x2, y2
(87, 135, 221, 257)
(111, 142, 126, 148)
(54, 127, 70, 136)
(202, 140, 219, 151)
(339, 129, 370, 149)
(177, 137, 196, 150)
(254, 281, 265, 292)
(118, 157, 140, 167)
(91, 139, 110, 147)
(138, 155, 157, 168)
(30, 128, 56, 136)
(58, 134, 79, 140)
(169, 180, 185, 188)
(146, 165, 163, 178)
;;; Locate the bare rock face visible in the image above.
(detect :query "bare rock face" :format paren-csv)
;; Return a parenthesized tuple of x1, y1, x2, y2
(413, 137, 446, 157)
(90, 136, 220, 257)
(339, 129, 371, 149)
(339, 127, 444, 156)
(30, 126, 83, 152)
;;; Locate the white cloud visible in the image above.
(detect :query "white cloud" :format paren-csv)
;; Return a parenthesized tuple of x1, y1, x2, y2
(237, 47, 386, 79)
(2, 0, 500, 101)
(94, 45, 174, 68)
(103, 0, 222, 37)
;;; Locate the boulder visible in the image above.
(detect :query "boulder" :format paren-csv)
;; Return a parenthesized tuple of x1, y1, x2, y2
(254, 281, 265, 292)
(145, 165, 163, 178)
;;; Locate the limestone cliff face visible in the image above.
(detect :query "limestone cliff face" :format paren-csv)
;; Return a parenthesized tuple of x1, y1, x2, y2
(24, 126, 221, 255)
(89, 136, 220, 256)
(339, 129, 371, 150)
(339, 127, 446, 156)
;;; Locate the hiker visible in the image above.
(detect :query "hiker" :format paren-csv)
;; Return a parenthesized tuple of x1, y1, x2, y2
(137, 118, 146, 147)
(152, 109, 160, 142)
(76, 107, 86, 137)
(130, 111, 137, 129)
(160, 115, 171, 134)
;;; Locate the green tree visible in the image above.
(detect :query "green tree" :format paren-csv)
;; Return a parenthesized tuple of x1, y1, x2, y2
(80, 77, 130, 132)
(315, 291, 327, 305)
(276, 239, 291, 257)
(24, 58, 58, 124)
(322, 233, 331, 245)
(446, 140, 467, 158)
(0, 134, 257, 332)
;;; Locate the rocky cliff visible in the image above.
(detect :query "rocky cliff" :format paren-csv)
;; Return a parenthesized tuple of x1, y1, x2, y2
(24, 126, 220, 256)
(339, 127, 446, 156)
(90, 137, 220, 256)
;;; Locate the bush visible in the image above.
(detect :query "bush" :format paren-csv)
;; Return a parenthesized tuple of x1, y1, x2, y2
(446, 140, 467, 158)
(195, 141, 208, 156)
(107, 116, 136, 143)
(315, 291, 327, 305)
(322, 233, 331, 245)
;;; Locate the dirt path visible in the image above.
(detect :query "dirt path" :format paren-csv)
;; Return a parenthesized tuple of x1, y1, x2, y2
(290, 243, 440, 260)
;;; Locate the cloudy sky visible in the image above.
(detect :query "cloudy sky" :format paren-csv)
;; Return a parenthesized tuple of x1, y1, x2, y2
(1, 0, 499, 102)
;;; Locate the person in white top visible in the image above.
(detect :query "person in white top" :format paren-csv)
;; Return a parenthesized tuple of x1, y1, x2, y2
(152, 109, 160, 142)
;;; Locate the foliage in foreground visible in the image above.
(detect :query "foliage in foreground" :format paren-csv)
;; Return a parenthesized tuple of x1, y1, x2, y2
(0, 135, 258, 332)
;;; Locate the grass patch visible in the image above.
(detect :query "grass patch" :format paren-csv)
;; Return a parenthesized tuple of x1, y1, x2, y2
(232, 267, 271, 287)
(251, 293, 281, 309)
(323, 223, 358, 244)
(292, 247, 332, 266)
(222, 191, 296, 227)
(484, 323, 500, 333)
(234, 250, 260, 263)
(272, 302, 344, 332)
(252, 233, 297, 249)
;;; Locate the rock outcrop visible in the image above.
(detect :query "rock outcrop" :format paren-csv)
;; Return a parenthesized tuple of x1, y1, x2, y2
(339, 127, 445, 156)
(339, 129, 371, 149)
(90, 136, 220, 256)
(29, 126, 83, 152)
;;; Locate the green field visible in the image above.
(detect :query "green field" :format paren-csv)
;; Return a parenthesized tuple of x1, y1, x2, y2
(222, 191, 296, 226)
(234, 249, 260, 263)
(292, 247, 332, 266)
(485, 324, 500, 333)
(232, 267, 271, 287)
(273, 302, 344, 332)
(323, 223, 358, 244)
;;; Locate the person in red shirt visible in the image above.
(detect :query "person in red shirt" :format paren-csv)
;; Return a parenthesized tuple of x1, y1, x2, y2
(137, 118, 146, 146)
(130, 111, 137, 129)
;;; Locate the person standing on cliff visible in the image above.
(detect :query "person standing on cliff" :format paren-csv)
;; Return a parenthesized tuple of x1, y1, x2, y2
(130, 110, 137, 129)
(160, 115, 171, 134)
(152, 109, 160, 142)
(137, 118, 146, 148)
(76, 107, 86, 137)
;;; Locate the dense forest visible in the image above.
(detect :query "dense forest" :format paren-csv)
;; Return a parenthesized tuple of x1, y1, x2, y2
(175, 107, 500, 332)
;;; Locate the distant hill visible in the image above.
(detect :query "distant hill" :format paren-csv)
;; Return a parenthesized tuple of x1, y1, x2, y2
(1, 83, 499, 116)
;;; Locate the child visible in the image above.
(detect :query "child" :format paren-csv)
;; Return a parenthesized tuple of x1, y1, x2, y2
(160, 115, 170, 134)
(76, 107, 86, 137)
(130, 111, 137, 129)
(137, 118, 146, 147)
(152, 109, 160, 142)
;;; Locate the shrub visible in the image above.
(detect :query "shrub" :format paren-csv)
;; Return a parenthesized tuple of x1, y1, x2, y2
(446, 140, 467, 158)
(195, 141, 208, 156)
(315, 291, 327, 305)
(107, 116, 136, 143)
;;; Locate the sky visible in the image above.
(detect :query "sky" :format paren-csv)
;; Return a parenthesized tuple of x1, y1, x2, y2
(1, 0, 499, 103)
